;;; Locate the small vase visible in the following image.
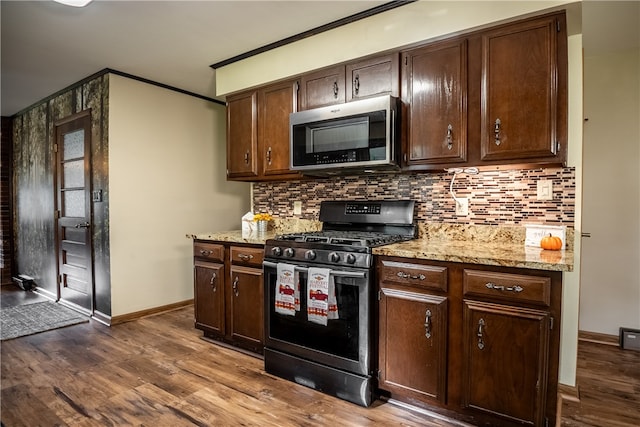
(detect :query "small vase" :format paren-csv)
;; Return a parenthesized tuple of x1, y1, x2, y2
(257, 220, 268, 233)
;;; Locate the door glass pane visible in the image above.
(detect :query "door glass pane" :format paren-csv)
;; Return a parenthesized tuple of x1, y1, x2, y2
(64, 190, 85, 217)
(63, 160, 84, 188)
(63, 129, 84, 160)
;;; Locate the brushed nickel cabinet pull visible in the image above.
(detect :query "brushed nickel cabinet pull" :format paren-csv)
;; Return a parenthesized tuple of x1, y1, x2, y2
(354, 74, 360, 95)
(485, 282, 523, 293)
(494, 118, 501, 145)
(396, 271, 426, 280)
(446, 124, 453, 150)
(477, 318, 485, 350)
(244, 150, 250, 164)
(210, 273, 217, 292)
(333, 81, 339, 98)
(424, 309, 432, 339)
(199, 249, 212, 256)
(238, 253, 254, 261)
(232, 276, 239, 297)
(266, 147, 272, 165)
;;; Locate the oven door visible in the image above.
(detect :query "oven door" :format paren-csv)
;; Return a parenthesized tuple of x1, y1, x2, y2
(263, 260, 372, 376)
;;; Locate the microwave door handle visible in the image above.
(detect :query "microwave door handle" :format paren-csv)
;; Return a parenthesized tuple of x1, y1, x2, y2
(263, 261, 366, 279)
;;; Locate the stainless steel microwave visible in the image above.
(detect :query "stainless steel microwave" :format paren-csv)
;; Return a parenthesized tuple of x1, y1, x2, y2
(290, 95, 400, 175)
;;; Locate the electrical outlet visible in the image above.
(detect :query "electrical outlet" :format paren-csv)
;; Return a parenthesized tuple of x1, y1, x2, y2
(293, 201, 302, 215)
(456, 198, 469, 216)
(537, 180, 553, 200)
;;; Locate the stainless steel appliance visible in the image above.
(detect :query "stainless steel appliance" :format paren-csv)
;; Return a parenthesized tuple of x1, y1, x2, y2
(263, 200, 416, 406)
(289, 95, 400, 175)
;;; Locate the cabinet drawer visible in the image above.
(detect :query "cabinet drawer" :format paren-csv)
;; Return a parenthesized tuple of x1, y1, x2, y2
(379, 259, 447, 292)
(463, 269, 551, 307)
(194, 242, 225, 262)
(230, 246, 264, 267)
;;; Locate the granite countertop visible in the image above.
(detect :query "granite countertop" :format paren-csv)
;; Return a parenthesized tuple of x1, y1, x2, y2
(188, 230, 275, 246)
(188, 227, 573, 272)
(373, 239, 573, 272)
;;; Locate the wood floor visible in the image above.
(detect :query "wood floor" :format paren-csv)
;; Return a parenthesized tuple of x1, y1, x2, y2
(1, 286, 638, 427)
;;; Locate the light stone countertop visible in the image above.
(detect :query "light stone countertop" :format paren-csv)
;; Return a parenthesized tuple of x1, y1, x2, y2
(188, 228, 573, 272)
(372, 238, 573, 272)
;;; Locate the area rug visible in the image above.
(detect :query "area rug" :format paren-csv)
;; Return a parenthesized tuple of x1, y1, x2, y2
(1, 301, 88, 341)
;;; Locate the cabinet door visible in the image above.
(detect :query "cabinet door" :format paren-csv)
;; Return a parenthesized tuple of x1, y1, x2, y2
(228, 265, 264, 352)
(346, 53, 399, 102)
(227, 90, 258, 179)
(194, 261, 225, 336)
(258, 80, 299, 177)
(402, 39, 467, 165)
(299, 65, 346, 110)
(481, 15, 560, 161)
(379, 287, 447, 403)
(462, 300, 550, 426)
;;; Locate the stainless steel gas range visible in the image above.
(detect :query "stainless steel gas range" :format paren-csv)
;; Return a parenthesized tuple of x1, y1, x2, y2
(263, 200, 416, 407)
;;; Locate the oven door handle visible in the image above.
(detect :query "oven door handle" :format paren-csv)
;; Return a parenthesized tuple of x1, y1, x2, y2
(263, 261, 366, 279)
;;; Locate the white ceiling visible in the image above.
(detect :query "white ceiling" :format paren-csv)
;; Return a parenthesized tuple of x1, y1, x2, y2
(1, 1, 638, 117)
(0, 0, 387, 116)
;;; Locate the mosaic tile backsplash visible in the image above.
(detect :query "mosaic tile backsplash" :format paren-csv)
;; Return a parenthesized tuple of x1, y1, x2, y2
(253, 167, 575, 227)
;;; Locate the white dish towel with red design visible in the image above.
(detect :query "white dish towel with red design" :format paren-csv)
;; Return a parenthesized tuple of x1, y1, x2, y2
(275, 263, 298, 316)
(307, 267, 338, 325)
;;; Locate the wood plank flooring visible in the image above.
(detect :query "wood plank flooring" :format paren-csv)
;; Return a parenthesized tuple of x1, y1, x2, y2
(1, 286, 639, 426)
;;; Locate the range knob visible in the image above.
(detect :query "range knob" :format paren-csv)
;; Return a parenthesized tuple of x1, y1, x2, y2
(271, 247, 283, 256)
(329, 252, 341, 263)
(284, 248, 295, 258)
(346, 253, 356, 264)
(305, 250, 316, 260)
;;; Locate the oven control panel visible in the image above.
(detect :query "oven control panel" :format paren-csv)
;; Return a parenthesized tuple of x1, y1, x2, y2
(345, 203, 381, 215)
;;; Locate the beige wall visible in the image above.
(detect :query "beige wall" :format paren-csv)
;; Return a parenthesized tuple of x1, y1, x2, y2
(108, 75, 250, 316)
(216, 0, 575, 96)
(580, 48, 640, 335)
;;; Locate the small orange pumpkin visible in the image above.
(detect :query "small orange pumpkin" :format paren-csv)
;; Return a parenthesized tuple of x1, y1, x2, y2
(540, 234, 562, 251)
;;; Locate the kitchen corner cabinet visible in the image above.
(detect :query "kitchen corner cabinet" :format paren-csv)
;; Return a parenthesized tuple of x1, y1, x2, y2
(480, 13, 567, 164)
(299, 53, 400, 110)
(226, 79, 302, 181)
(377, 257, 562, 427)
(193, 241, 264, 354)
(401, 39, 468, 167)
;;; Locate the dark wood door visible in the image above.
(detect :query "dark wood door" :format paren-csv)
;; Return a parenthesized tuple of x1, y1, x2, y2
(228, 265, 264, 352)
(379, 286, 448, 403)
(346, 53, 399, 102)
(258, 79, 300, 177)
(55, 111, 93, 315)
(480, 15, 559, 161)
(402, 38, 468, 166)
(462, 300, 550, 426)
(194, 261, 225, 336)
(299, 65, 346, 110)
(227, 90, 258, 179)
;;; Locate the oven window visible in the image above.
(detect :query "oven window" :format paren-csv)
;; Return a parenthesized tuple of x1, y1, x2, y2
(267, 270, 361, 362)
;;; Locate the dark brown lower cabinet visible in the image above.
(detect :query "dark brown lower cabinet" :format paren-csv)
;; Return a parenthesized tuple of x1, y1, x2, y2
(193, 241, 264, 354)
(462, 300, 550, 426)
(377, 257, 562, 427)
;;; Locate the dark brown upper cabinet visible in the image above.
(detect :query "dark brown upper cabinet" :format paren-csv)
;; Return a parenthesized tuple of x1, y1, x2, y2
(299, 65, 346, 110)
(401, 38, 468, 168)
(480, 13, 567, 164)
(299, 53, 400, 111)
(227, 79, 301, 181)
(346, 53, 400, 102)
(226, 90, 258, 179)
